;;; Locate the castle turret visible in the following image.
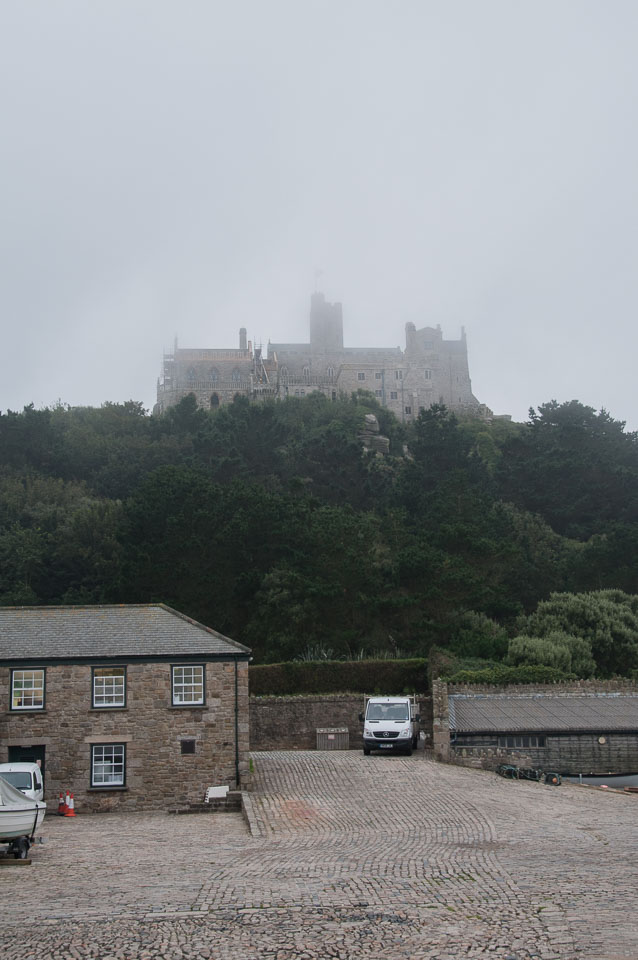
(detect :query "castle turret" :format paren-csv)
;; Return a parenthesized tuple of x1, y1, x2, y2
(310, 292, 343, 353)
(239, 327, 247, 351)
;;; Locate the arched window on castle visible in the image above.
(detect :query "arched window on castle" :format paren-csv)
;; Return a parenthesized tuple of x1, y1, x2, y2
(302, 366, 310, 379)
(424, 369, 432, 380)
(186, 366, 197, 381)
(326, 366, 334, 378)
(280, 365, 288, 378)
(210, 393, 220, 408)
(209, 367, 219, 382)
(231, 368, 241, 382)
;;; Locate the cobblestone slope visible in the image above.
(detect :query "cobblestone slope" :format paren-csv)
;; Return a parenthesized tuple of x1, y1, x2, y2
(1, 752, 636, 959)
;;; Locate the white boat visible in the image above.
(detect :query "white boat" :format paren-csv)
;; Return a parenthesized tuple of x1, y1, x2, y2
(0, 773, 46, 859)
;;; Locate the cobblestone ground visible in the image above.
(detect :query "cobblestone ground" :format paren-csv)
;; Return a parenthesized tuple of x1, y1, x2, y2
(1, 752, 636, 959)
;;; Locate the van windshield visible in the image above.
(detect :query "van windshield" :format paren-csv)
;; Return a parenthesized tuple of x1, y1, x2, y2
(0, 772, 32, 790)
(367, 704, 408, 721)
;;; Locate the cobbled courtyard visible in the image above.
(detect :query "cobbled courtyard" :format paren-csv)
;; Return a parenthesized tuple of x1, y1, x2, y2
(1, 751, 636, 959)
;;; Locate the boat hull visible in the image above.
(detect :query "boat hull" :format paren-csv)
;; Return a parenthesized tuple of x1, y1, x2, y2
(0, 803, 46, 841)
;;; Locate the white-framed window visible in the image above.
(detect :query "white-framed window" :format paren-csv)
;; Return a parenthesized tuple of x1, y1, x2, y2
(424, 369, 432, 380)
(91, 744, 126, 787)
(92, 667, 126, 708)
(358, 372, 366, 381)
(498, 735, 546, 748)
(172, 665, 205, 705)
(11, 669, 45, 710)
(390, 391, 398, 400)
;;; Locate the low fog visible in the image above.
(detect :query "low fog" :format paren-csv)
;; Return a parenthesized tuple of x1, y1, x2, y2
(1, 1, 637, 426)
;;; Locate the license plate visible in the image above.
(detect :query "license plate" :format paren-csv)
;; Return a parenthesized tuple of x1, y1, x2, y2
(379, 744, 393, 749)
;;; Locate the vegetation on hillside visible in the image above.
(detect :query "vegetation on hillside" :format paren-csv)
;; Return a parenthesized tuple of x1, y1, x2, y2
(1, 392, 638, 674)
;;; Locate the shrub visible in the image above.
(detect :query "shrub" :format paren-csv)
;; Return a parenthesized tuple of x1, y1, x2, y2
(448, 611, 509, 660)
(506, 634, 573, 672)
(441, 664, 577, 685)
(249, 658, 428, 696)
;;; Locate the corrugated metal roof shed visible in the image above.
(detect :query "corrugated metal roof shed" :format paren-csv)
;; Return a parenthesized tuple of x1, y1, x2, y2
(449, 694, 638, 733)
(0, 604, 250, 661)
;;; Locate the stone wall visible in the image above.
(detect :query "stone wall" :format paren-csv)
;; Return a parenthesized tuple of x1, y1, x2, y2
(0, 659, 249, 813)
(250, 694, 432, 752)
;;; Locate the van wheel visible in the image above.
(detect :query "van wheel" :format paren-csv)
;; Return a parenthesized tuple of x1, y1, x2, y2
(363, 747, 371, 756)
(404, 748, 412, 757)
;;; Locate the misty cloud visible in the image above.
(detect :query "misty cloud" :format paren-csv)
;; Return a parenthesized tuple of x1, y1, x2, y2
(1, 1, 637, 426)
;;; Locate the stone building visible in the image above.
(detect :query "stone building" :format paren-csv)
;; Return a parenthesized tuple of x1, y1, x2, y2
(0, 604, 250, 812)
(432, 679, 638, 776)
(155, 292, 490, 423)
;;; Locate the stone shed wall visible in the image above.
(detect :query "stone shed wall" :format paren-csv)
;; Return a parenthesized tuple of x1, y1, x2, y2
(250, 694, 432, 751)
(0, 659, 249, 812)
(432, 679, 638, 775)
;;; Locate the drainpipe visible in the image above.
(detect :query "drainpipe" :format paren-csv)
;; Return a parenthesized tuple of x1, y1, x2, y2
(234, 658, 240, 788)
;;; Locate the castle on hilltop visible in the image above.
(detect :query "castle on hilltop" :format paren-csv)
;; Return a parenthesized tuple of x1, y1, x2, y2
(155, 293, 490, 423)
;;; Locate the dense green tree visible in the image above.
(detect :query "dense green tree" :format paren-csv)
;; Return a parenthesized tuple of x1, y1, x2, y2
(520, 590, 638, 677)
(506, 631, 595, 677)
(1, 394, 638, 670)
(497, 400, 638, 539)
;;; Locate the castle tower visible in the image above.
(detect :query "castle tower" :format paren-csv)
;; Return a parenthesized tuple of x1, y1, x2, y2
(309, 292, 343, 353)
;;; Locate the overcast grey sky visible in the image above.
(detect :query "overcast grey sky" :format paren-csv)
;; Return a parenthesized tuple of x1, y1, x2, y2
(2, 1, 637, 427)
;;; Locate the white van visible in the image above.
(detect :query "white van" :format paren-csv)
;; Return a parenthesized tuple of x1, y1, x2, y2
(0, 762, 44, 802)
(359, 695, 420, 756)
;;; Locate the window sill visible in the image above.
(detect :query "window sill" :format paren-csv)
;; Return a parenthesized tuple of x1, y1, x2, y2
(169, 704, 207, 710)
(88, 786, 128, 792)
(89, 707, 128, 712)
(9, 709, 47, 715)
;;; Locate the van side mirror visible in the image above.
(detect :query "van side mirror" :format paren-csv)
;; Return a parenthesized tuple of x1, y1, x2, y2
(358, 713, 364, 722)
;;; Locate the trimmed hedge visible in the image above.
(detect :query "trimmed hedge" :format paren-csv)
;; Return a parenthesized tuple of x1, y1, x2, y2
(249, 658, 428, 696)
(442, 664, 578, 685)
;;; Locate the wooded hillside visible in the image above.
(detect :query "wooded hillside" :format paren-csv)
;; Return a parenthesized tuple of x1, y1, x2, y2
(2, 393, 637, 672)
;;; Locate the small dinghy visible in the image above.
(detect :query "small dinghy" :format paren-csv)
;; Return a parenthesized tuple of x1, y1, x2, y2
(0, 773, 46, 859)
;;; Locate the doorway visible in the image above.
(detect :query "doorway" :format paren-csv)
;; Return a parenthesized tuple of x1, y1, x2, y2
(8, 744, 46, 781)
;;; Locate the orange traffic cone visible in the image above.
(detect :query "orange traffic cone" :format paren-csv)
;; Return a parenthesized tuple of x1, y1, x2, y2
(64, 793, 76, 817)
(57, 792, 67, 816)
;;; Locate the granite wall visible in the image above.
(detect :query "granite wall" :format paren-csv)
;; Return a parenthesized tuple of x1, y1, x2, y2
(250, 693, 432, 751)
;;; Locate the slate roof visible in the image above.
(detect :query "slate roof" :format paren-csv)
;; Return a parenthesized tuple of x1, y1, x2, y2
(449, 694, 638, 734)
(0, 604, 250, 662)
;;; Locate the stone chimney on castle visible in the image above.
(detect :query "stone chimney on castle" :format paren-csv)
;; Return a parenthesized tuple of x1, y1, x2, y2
(239, 328, 247, 351)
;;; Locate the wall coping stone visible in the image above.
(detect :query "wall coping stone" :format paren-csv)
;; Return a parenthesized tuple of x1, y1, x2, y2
(250, 692, 430, 701)
(447, 680, 638, 697)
